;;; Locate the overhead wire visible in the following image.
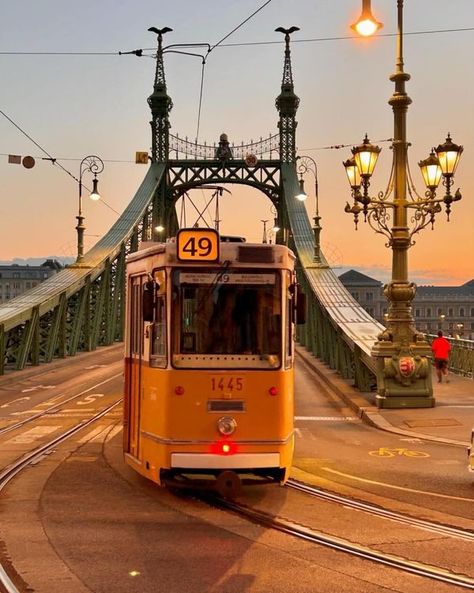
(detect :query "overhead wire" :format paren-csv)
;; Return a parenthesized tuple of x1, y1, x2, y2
(0, 109, 120, 215)
(193, 0, 273, 142)
(0, 26, 472, 56)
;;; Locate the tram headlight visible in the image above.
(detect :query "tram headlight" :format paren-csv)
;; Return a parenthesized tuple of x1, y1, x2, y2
(217, 416, 237, 436)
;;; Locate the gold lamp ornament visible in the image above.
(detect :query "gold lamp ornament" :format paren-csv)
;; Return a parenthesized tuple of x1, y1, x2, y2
(351, 0, 383, 37)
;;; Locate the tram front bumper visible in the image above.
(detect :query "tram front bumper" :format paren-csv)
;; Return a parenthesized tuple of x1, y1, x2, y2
(171, 453, 280, 469)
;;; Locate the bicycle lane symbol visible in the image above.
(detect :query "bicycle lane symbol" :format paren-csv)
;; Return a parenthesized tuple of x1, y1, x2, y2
(369, 447, 430, 458)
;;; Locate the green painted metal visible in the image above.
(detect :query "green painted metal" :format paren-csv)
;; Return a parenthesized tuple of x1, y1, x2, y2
(45, 293, 67, 362)
(16, 306, 40, 370)
(90, 261, 110, 350)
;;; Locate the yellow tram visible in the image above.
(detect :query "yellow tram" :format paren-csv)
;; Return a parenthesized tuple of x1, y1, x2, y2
(123, 228, 303, 496)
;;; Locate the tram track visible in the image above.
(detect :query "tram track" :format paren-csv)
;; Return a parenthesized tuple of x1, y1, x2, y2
(0, 399, 122, 491)
(0, 372, 122, 437)
(0, 398, 122, 593)
(287, 478, 474, 542)
(206, 492, 474, 590)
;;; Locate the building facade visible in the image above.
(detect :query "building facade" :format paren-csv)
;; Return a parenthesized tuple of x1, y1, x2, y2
(0, 260, 62, 304)
(339, 271, 474, 340)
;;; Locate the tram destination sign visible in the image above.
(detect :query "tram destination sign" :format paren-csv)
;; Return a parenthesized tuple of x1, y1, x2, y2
(177, 228, 220, 262)
(179, 272, 275, 285)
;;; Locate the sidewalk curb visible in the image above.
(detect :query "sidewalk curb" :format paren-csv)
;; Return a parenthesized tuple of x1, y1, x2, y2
(296, 347, 470, 449)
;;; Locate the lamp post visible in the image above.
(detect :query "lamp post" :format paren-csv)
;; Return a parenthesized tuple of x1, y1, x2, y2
(261, 220, 269, 244)
(343, 0, 463, 408)
(295, 155, 324, 266)
(77, 155, 104, 263)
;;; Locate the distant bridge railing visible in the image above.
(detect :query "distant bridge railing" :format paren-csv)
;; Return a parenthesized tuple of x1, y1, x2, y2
(169, 133, 280, 160)
(425, 334, 474, 378)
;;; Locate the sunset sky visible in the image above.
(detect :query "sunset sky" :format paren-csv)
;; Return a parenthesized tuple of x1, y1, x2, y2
(1, 0, 472, 285)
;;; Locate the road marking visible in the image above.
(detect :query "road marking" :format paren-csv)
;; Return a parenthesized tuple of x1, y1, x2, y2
(5, 425, 60, 444)
(78, 424, 122, 444)
(21, 385, 55, 393)
(76, 394, 105, 405)
(322, 467, 474, 502)
(60, 408, 96, 413)
(295, 416, 358, 422)
(369, 447, 430, 458)
(0, 396, 31, 408)
(84, 365, 107, 369)
(77, 426, 108, 443)
(294, 428, 302, 438)
(295, 427, 317, 440)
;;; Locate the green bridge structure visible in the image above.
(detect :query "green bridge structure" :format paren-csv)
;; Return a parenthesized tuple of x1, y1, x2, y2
(0, 27, 471, 408)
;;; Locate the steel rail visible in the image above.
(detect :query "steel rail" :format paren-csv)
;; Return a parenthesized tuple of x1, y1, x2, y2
(0, 399, 122, 593)
(0, 372, 122, 437)
(210, 496, 474, 589)
(0, 399, 122, 490)
(287, 478, 474, 542)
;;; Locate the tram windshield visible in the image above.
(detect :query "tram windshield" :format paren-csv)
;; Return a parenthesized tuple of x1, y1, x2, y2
(172, 269, 282, 368)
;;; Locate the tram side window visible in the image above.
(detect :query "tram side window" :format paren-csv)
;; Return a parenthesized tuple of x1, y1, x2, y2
(151, 295, 167, 367)
(131, 282, 142, 356)
(285, 273, 294, 369)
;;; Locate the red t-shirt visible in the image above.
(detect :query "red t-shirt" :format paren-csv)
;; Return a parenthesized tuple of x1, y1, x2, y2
(431, 337, 451, 360)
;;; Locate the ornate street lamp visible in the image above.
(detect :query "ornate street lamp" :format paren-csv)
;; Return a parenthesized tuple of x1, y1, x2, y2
(76, 155, 104, 264)
(296, 155, 325, 266)
(343, 0, 464, 408)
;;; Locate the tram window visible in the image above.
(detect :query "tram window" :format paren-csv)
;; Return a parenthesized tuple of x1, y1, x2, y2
(172, 269, 282, 365)
(130, 281, 143, 356)
(151, 296, 166, 365)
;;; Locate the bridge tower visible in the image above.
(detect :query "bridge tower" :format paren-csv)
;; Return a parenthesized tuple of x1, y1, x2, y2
(275, 26, 300, 164)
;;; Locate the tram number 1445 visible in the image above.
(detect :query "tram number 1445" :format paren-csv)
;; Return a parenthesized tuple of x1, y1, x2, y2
(211, 377, 244, 392)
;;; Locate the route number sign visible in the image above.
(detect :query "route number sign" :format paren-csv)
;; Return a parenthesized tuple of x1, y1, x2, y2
(177, 228, 220, 262)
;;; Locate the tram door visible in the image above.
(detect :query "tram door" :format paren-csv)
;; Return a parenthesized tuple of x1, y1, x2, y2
(127, 275, 144, 458)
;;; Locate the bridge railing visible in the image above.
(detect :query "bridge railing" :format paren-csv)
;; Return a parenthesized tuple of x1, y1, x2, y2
(425, 333, 474, 378)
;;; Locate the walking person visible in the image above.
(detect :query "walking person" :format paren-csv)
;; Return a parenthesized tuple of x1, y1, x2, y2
(431, 330, 451, 383)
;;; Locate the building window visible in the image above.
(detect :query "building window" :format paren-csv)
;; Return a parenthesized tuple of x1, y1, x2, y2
(426, 308, 431, 317)
(351, 291, 359, 300)
(415, 309, 420, 317)
(448, 308, 453, 317)
(459, 307, 465, 317)
(437, 308, 443, 316)
(366, 292, 373, 301)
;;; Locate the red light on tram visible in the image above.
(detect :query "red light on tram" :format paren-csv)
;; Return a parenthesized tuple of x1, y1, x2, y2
(174, 386, 185, 395)
(269, 386, 278, 396)
(210, 439, 237, 456)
